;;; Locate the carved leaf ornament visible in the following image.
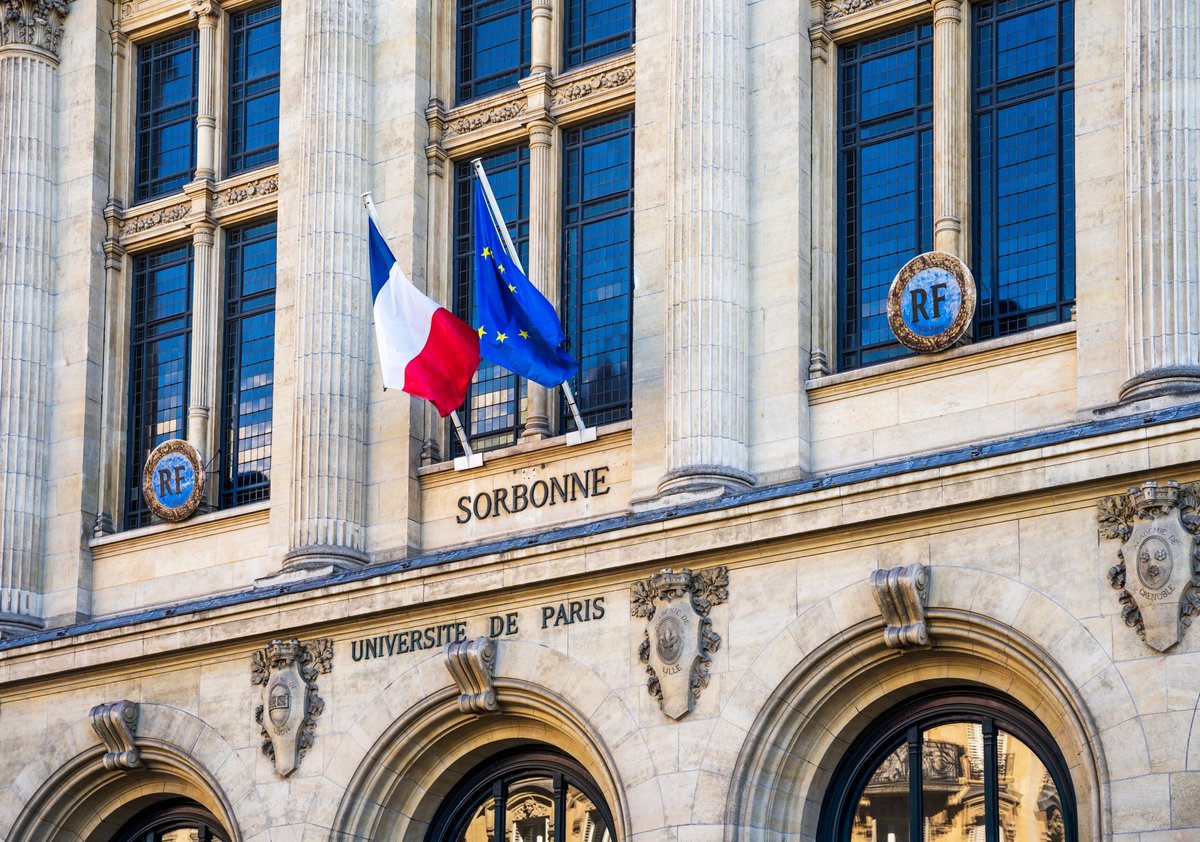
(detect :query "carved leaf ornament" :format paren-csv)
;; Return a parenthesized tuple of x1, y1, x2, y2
(1097, 480, 1200, 651)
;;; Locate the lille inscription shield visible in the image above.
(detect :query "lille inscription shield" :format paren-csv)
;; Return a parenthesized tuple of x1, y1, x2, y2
(646, 600, 702, 719)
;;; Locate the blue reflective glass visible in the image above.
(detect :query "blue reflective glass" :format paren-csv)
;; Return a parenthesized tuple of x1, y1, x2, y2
(458, 0, 531, 102)
(564, 0, 633, 68)
(562, 113, 633, 428)
(974, 0, 1073, 339)
(222, 220, 276, 507)
(229, 3, 280, 174)
(136, 32, 198, 202)
(127, 245, 193, 528)
(838, 23, 932, 369)
(453, 147, 531, 452)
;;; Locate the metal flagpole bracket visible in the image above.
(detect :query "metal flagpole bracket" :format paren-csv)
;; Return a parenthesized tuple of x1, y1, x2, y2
(561, 381, 597, 445)
(450, 410, 484, 470)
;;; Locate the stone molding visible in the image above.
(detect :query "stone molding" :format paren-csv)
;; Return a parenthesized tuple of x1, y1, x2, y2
(870, 563, 930, 648)
(250, 638, 333, 776)
(214, 173, 278, 209)
(550, 64, 635, 105)
(1098, 480, 1200, 650)
(0, 0, 70, 58)
(445, 636, 499, 713)
(88, 700, 141, 771)
(631, 566, 728, 719)
(118, 201, 190, 238)
(442, 96, 527, 140)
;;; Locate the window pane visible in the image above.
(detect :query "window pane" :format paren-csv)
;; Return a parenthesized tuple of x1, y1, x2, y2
(973, 0, 1074, 340)
(506, 777, 554, 842)
(561, 113, 633, 429)
(1001, 729, 1065, 842)
(457, 0, 531, 102)
(838, 22, 932, 370)
(456, 798, 494, 842)
(127, 246, 193, 529)
(221, 221, 276, 507)
(453, 147, 530, 452)
(852, 741, 911, 842)
(922, 722, 979, 841)
(136, 32, 198, 201)
(564, 0, 633, 68)
(565, 785, 615, 842)
(229, 3, 281, 174)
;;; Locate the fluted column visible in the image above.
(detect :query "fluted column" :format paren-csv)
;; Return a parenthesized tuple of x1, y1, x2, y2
(190, 0, 219, 181)
(187, 220, 218, 471)
(809, 11, 835, 378)
(0, 1, 70, 637)
(522, 119, 555, 440)
(932, 0, 966, 257)
(285, 0, 371, 572)
(660, 0, 753, 494)
(530, 0, 552, 74)
(1122, 0, 1200, 401)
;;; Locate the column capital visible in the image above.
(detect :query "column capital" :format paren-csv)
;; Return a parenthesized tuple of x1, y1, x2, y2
(528, 118, 554, 148)
(190, 219, 216, 244)
(0, 0, 71, 60)
(932, 0, 963, 24)
(189, 0, 221, 25)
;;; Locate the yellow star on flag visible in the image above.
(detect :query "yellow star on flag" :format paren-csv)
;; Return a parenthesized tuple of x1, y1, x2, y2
(519, 330, 530, 339)
(477, 325, 486, 338)
(482, 246, 493, 258)
(495, 331, 508, 343)
(508, 284, 517, 293)
(497, 264, 505, 274)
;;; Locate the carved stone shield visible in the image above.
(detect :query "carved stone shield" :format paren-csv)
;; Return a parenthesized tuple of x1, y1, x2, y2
(1121, 508, 1195, 651)
(646, 597, 703, 719)
(263, 659, 306, 774)
(250, 638, 333, 777)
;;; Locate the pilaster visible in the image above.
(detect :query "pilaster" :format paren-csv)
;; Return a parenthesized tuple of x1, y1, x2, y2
(1121, 0, 1200, 401)
(660, 0, 753, 494)
(284, 0, 372, 573)
(809, 7, 835, 378)
(190, 0, 220, 182)
(0, 0, 70, 637)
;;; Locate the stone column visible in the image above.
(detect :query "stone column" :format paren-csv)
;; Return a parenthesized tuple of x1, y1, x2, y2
(0, 1, 70, 636)
(187, 220, 219, 470)
(521, 118, 555, 440)
(284, 0, 371, 573)
(660, 0, 753, 494)
(932, 0, 966, 257)
(190, 0, 219, 181)
(809, 11, 835, 378)
(1121, 0, 1200, 401)
(530, 0, 552, 75)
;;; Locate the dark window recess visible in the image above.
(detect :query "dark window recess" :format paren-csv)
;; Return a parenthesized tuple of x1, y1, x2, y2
(453, 146, 531, 453)
(457, 0, 531, 102)
(136, 31, 198, 202)
(973, 0, 1074, 340)
(220, 220, 276, 508)
(561, 112, 634, 429)
(113, 799, 230, 842)
(126, 245, 193, 529)
(564, 0, 633, 69)
(819, 690, 1077, 842)
(228, 3, 281, 174)
(837, 22, 933, 370)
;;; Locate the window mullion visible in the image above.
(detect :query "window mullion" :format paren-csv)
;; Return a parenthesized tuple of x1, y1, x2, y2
(908, 725, 923, 842)
(984, 717, 1000, 842)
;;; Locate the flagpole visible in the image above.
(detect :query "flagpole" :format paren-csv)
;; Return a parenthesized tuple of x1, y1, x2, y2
(362, 192, 483, 470)
(471, 160, 596, 445)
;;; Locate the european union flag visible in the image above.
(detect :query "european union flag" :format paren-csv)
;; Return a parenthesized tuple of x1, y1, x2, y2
(473, 180, 577, 388)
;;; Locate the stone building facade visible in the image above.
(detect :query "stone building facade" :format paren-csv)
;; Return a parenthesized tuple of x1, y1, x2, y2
(0, 0, 1198, 839)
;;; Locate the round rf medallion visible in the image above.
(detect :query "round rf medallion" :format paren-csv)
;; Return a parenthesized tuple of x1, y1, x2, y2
(141, 439, 206, 522)
(887, 251, 977, 353)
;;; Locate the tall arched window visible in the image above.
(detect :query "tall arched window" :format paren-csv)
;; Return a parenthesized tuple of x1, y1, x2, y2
(427, 746, 617, 842)
(819, 690, 1075, 842)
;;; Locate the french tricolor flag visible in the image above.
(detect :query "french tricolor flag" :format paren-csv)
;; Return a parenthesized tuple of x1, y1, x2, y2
(367, 214, 481, 416)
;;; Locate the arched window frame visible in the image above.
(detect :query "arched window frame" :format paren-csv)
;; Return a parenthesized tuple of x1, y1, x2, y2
(426, 746, 617, 842)
(818, 689, 1077, 842)
(112, 798, 231, 842)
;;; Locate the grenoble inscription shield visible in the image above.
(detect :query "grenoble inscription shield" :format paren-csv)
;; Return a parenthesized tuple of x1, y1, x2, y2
(631, 567, 728, 720)
(1098, 480, 1200, 651)
(250, 637, 333, 776)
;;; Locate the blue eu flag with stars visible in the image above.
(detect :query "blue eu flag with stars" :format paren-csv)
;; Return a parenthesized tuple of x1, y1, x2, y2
(473, 180, 577, 388)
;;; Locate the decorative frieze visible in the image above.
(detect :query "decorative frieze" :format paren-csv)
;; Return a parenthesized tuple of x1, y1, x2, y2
(442, 96, 527, 140)
(251, 638, 333, 776)
(550, 65, 635, 104)
(445, 636, 499, 714)
(870, 564, 930, 649)
(632, 567, 728, 720)
(118, 202, 190, 238)
(0, 0, 70, 58)
(89, 700, 141, 771)
(825, 0, 891, 21)
(214, 174, 279, 209)
(1098, 481, 1200, 651)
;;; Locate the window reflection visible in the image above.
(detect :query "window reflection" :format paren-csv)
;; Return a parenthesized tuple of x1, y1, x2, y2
(566, 785, 612, 842)
(852, 741, 910, 842)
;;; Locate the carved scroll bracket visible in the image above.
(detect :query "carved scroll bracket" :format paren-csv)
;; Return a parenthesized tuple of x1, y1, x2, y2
(89, 700, 141, 771)
(631, 566, 729, 720)
(446, 636, 499, 714)
(871, 564, 930, 649)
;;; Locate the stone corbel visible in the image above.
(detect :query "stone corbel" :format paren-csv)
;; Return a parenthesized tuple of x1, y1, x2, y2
(89, 700, 141, 771)
(871, 564, 930, 649)
(445, 637, 499, 714)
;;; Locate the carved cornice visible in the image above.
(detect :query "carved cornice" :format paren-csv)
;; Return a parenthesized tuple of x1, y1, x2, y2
(870, 564, 930, 649)
(119, 201, 190, 238)
(442, 95, 528, 140)
(550, 65, 635, 105)
(0, 0, 70, 58)
(89, 700, 141, 771)
(214, 173, 278, 209)
(445, 636, 499, 713)
(825, 0, 889, 20)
